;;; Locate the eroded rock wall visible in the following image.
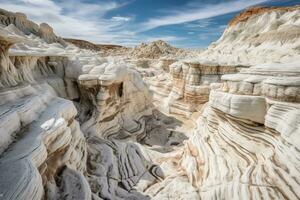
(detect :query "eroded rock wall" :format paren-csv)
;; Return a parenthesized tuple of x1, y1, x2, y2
(0, 32, 89, 200)
(179, 63, 300, 199)
(0, 5, 299, 200)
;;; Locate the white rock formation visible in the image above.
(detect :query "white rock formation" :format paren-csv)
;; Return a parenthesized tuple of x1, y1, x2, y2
(143, 6, 300, 116)
(180, 62, 300, 199)
(199, 6, 300, 65)
(0, 5, 299, 200)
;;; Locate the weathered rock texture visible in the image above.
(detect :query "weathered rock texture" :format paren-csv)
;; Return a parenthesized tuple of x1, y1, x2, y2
(142, 5, 300, 116)
(200, 5, 300, 65)
(0, 27, 88, 200)
(145, 61, 239, 116)
(0, 5, 299, 200)
(180, 61, 300, 199)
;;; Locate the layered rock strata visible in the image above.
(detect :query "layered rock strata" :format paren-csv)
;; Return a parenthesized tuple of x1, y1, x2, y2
(180, 62, 300, 199)
(0, 28, 88, 200)
(145, 61, 239, 116)
(0, 5, 299, 200)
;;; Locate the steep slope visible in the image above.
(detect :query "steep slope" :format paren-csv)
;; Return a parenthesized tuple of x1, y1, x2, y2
(0, 5, 299, 200)
(175, 6, 300, 200)
(200, 5, 300, 65)
(145, 5, 300, 116)
(0, 27, 89, 199)
(180, 62, 300, 199)
(0, 9, 188, 200)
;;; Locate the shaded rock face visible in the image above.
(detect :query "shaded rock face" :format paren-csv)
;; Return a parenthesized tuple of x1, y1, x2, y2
(78, 62, 153, 138)
(0, 5, 300, 200)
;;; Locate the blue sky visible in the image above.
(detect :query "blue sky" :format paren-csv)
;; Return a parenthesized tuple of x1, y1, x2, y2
(0, 0, 299, 48)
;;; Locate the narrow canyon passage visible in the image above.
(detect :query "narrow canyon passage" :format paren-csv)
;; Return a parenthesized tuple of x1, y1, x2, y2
(0, 5, 299, 200)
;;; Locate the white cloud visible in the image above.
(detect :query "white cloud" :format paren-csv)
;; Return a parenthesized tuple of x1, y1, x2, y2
(111, 16, 132, 22)
(0, 0, 136, 44)
(0, 0, 271, 47)
(185, 19, 214, 29)
(141, 0, 269, 31)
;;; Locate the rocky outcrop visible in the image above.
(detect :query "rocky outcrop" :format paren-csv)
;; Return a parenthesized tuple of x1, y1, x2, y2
(228, 5, 300, 26)
(78, 61, 153, 137)
(180, 61, 300, 199)
(0, 28, 88, 200)
(0, 11, 182, 199)
(0, 9, 65, 45)
(129, 40, 199, 59)
(64, 38, 125, 52)
(145, 61, 239, 116)
(129, 40, 178, 59)
(0, 5, 299, 200)
(142, 5, 300, 117)
(200, 6, 300, 66)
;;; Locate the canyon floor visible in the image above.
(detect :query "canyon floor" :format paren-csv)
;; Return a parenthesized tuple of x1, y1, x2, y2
(0, 5, 300, 200)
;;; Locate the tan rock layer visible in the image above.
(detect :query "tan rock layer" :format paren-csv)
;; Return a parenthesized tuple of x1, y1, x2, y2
(228, 5, 300, 27)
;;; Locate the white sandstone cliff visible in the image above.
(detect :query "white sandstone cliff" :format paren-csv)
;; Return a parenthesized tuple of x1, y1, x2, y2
(0, 5, 299, 200)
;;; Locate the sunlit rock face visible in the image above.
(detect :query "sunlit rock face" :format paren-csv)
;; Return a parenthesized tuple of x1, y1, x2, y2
(0, 27, 89, 200)
(0, 5, 299, 200)
(145, 61, 239, 116)
(0, 9, 161, 200)
(174, 7, 300, 200)
(0, 8, 65, 45)
(180, 62, 300, 199)
(200, 6, 300, 65)
(78, 61, 153, 138)
(143, 6, 300, 117)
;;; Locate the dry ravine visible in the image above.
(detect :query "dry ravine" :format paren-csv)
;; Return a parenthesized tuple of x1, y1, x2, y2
(0, 6, 299, 200)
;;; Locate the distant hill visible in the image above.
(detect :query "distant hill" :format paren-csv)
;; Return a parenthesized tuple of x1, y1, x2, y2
(64, 38, 124, 51)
